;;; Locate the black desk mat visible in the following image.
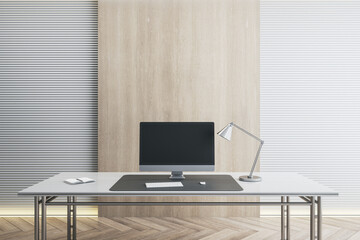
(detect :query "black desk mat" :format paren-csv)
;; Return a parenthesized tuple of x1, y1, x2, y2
(109, 175, 243, 191)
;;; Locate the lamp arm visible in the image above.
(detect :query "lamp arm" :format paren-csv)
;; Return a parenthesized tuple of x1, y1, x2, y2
(231, 123, 262, 143)
(248, 140, 264, 178)
(230, 122, 264, 178)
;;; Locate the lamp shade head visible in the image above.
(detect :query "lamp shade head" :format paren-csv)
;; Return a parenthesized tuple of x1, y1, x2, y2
(217, 123, 233, 141)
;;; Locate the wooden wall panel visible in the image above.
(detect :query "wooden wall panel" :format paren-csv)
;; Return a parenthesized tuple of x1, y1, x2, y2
(98, 0, 260, 217)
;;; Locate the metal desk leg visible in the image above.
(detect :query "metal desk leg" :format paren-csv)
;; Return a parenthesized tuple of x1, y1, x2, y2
(41, 196, 46, 240)
(72, 196, 77, 240)
(281, 196, 285, 240)
(67, 196, 71, 240)
(310, 197, 315, 240)
(286, 196, 290, 240)
(34, 196, 39, 240)
(317, 196, 322, 240)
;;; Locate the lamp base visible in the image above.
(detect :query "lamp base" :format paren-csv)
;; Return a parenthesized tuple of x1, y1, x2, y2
(239, 175, 262, 182)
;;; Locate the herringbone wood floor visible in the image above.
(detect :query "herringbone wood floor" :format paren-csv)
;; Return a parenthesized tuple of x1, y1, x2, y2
(0, 217, 359, 240)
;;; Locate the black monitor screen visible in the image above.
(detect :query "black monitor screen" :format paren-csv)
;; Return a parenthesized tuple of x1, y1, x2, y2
(140, 122, 214, 166)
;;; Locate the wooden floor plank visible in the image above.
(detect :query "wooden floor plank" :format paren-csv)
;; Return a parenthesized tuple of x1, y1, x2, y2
(0, 218, 19, 233)
(348, 231, 360, 240)
(175, 229, 216, 240)
(164, 217, 208, 231)
(97, 217, 132, 232)
(146, 217, 188, 231)
(126, 217, 169, 231)
(198, 228, 240, 240)
(112, 217, 150, 231)
(6, 218, 33, 232)
(115, 229, 160, 240)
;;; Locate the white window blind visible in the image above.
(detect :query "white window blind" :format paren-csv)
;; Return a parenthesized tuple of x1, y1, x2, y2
(0, 1, 98, 216)
(260, 0, 360, 216)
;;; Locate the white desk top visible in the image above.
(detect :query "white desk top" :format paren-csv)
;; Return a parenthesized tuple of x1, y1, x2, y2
(18, 172, 338, 197)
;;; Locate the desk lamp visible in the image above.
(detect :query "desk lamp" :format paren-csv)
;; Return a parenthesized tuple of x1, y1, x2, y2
(218, 122, 264, 182)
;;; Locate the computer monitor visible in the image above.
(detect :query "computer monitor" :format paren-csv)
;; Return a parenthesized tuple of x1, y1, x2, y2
(139, 122, 215, 179)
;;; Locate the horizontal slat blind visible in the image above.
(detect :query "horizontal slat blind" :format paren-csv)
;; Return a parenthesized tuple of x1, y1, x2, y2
(0, 1, 98, 216)
(260, 1, 360, 215)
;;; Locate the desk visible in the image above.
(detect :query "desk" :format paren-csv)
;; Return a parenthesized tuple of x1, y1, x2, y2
(18, 172, 338, 240)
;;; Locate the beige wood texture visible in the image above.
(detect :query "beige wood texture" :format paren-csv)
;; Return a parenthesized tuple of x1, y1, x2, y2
(98, 0, 260, 217)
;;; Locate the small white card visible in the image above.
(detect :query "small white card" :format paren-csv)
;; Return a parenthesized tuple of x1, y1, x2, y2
(65, 177, 95, 185)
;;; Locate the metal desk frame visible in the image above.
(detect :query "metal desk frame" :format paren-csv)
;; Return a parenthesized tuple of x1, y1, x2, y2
(33, 195, 322, 240)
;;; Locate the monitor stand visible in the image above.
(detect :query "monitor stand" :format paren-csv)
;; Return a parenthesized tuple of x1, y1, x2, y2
(169, 171, 185, 180)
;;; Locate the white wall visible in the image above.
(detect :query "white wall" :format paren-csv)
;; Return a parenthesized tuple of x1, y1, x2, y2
(260, 1, 360, 216)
